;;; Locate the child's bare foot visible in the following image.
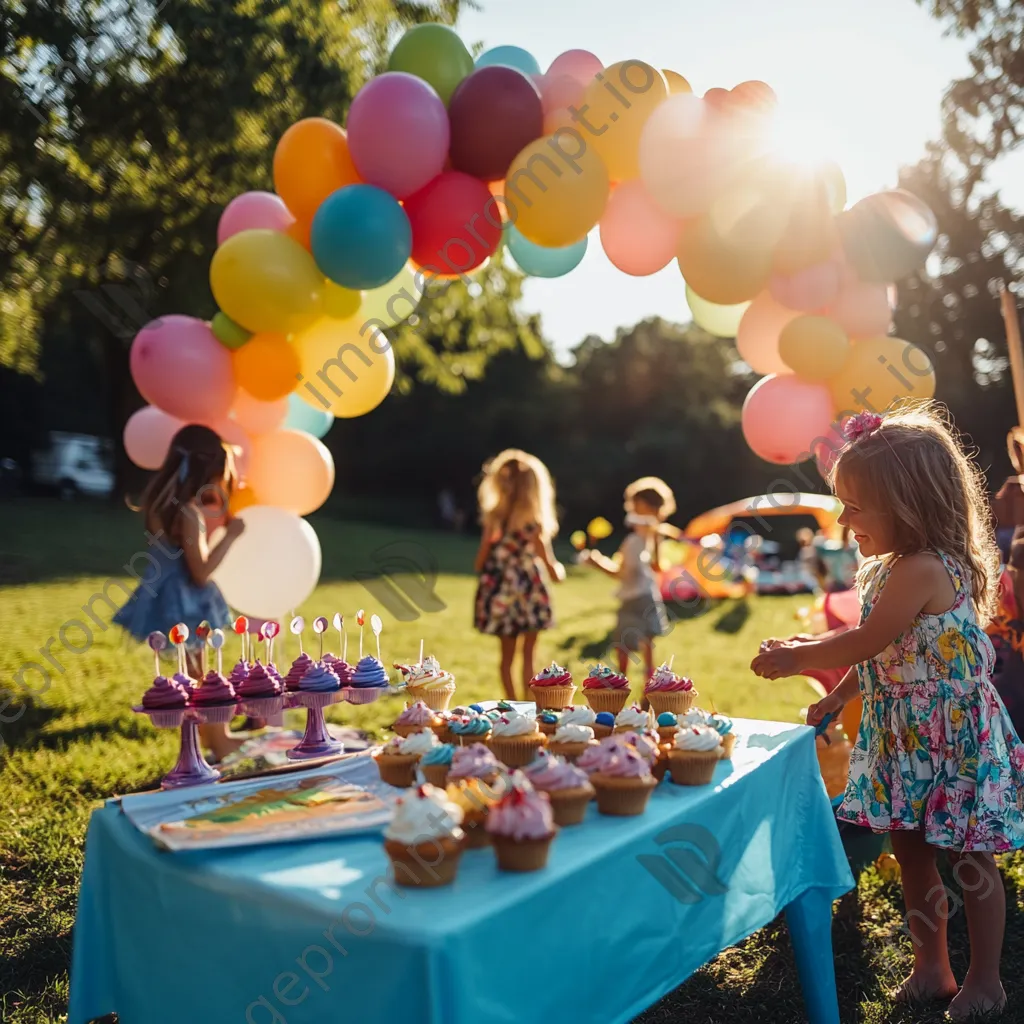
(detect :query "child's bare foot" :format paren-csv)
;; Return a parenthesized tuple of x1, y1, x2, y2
(946, 980, 1006, 1020)
(891, 968, 958, 1005)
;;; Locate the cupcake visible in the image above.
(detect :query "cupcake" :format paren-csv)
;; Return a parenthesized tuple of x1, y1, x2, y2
(535, 709, 561, 736)
(679, 707, 713, 727)
(384, 784, 465, 888)
(559, 705, 597, 730)
(228, 658, 250, 693)
(487, 708, 546, 768)
(172, 671, 197, 699)
(191, 669, 238, 724)
(593, 711, 616, 740)
(656, 711, 679, 746)
(582, 663, 632, 715)
(374, 729, 440, 788)
(446, 776, 505, 848)
(577, 734, 631, 775)
(523, 752, 594, 826)
(419, 742, 455, 788)
(284, 652, 313, 693)
(328, 656, 355, 687)
(345, 655, 390, 705)
(529, 662, 576, 710)
(668, 725, 723, 786)
(237, 659, 285, 725)
(614, 703, 654, 735)
(628, 730, 668, 781)
(296, 660, 341, 709)
(710, 714, 736, 759)
(486, 774, 557, 871)
(448, 712, 492, 746)
(404, 655, 456, 711)
(137, 674, 189, 728)
(644, 663, 697, 715)
(448, 742, 503, 785)
(548, 723, 597, 763)
(590, 744, 658, 816)
(392, 700, 441, 739)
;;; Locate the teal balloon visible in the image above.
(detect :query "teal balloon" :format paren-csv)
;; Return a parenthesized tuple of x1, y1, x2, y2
(284, 393, 334, 439)
(475, 46, 541, 77)
(505, 226, 587, 278)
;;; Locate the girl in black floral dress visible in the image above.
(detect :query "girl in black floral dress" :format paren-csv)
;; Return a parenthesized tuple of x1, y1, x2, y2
(474, 450, 565, 700)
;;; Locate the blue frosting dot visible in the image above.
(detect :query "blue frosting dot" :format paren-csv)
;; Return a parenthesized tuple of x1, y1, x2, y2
(469, 703, 484, 713)
(657, 712, 678, 727)
(595, 712, 615, 726)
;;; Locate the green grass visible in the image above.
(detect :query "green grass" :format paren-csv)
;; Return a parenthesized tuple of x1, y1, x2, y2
(1, 499, 1022, 1023)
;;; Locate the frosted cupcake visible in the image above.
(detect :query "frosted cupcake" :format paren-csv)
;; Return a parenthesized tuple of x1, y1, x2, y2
(449, 742, 503, 785)
(486, 774, 557, 872)
(590, 744, 658, 816)
(486, 708, 546, 768)
(345, 655, 390, 705)
(628, 730, 668, 781)
(404, 655, 456, 711)
(614, 704, 654, 735)
(710, 713, 736, 759)
(679, 707, 713, 728)
(172, 671, 197, 699)
(136, 674, 189, 728)
(577, 734, 631, 775)
(284, 652, 313, 693)
(237, 659, 285, 725)
(523, 752, 594, 826)
(668, 725, 723, 786)
(327, 656, 355, 687)
(384, 784, 465, 888)
(529, 662, 575, 710)
(548, 723, 597, 763)
(656, 711, 679, 746)
(582, 663, 632, 715)
(296, 660, 341, 710)
(419, 742, 455, 788)
(374, 729, 439, 788)
(535, 709, 561, 736)
(448, 712, 492, 746)
(228, 658, 250, 693)
(446, 776, 504, 848)
(593, 711, 616, 740)
(560, 705, 597, 730)
(191, 669, 238, 724)
(392, 700, 441, 739)
(644, 663, 696, 715)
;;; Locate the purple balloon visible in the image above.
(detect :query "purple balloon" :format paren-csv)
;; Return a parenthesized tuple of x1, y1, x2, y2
(217, 191, 294, 246)
(347, 72, 450, 200)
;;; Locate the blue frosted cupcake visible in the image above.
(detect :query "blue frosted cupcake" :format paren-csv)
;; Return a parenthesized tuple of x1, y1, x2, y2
(344, 655, 390, 705)
(449, 712, 492, 747)
(594, 711, 616, 739)
(419, 742, 456, 787)
(296, 660, 341, 710)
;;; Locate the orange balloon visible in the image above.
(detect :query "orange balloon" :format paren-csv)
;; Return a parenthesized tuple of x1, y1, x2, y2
(233, 332, 301, 402)
(286, 217, 312, 251)
(662, 70, 692, 95)
(273, 118, 360, 222)
(229, 486, 258, 515)
(677, 213, 775, 306)
(772, 164, 841, 274)
(247, 428, 335, 516)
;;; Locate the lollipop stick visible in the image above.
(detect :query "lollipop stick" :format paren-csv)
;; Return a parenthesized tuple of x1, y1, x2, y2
(359, 626, 363, 660)
(153, 648, 160, 676)
(668, 654, 675, 670)
(319, 631, 324, 661)
(217, 646, 223, 675)
(343, 630, 348, 663)
(419, 638, 424, 665)
(200, 643, 207, 678)
(376, 633, 381, 663)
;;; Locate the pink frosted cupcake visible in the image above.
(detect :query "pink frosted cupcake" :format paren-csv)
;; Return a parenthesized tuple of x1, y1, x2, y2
(227, 659, 249, 693)
(582, 663, 632, 715)
(191, 670, 238, 724)
(523, 753, 594, 826)
(449, 742, 503, 785)
(392, 700, 442, 739)
(284, 653, 313, 693)
(644, 663, 697, 715)
(486, 774, 557, 871)
(238, 660, 285, 725)
(136, 674, 190, 728)
(529, 662, 576, 710)
(589, 743, 658, 816)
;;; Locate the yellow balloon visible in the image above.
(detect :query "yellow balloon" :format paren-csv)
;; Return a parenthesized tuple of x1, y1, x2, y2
(662, 70, 692, 95)
(581, 61, 669, 181)
(829, 336, 935, 418)
(293, 317, 395, 419)
(686, 285, 750, 338)
(505, 135, 609, 247)
(323, 282, 361, 321)
(779, 316, 850, 381)
(587, 516, 614, 540)
(570, 530, 587, 550)
(360, 264, 424, 329)
(677, 214, 773, 306)
(210, 229, 324, 335)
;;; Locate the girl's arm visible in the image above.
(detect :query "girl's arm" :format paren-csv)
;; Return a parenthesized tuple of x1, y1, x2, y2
(180, 505, 245, 586)
(531, 533, 565, 582)
(585, 549, 622, 578)
(752, 554, 942, 678)
(806, 668, 859, 725)
(474, 520, 495, 574)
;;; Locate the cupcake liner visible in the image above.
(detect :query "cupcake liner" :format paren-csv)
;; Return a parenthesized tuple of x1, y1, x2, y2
(192, 703, 239, 725)
(491, 831, 556, 872)
(452, 730, 491, 747)
(583, 688, 631, 715)
(460, 808, 492, 848)
(591, 773, 658, 816)
(242, 696, 285, 724)
(646, 689, 697, 715)
(529, 683, 577, 711)
(374, 752, 421, 788)
(343, 686, 388, 706)
(614, 725, 643, 735)
(545, 786, 593, 826)
(547, 740, 595, 764)
(295, 690, 342, 710)
(138, 706, 186, 729)
(593, 724, 614, 740)
(406, 682, 456, 712)
(429, 720, 452, 743)
(652, 755, 670, 783)
(486, 733, 546, 769)
(719, 733, 736, 760)
(420, 762, 450, 788)
(668, 749, 720, 786)
(385, 835, 463, 888)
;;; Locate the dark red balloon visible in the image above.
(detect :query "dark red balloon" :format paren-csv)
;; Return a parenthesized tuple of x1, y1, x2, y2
(404, 172, 502, 274)
(448, 66, 544, 181)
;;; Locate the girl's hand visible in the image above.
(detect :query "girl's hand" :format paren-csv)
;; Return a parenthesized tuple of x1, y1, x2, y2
(224, 517, 246, 540)
(806, 691, 844, 726)
(551, 561, 566, 582)
(750, 643, 805, 679)
(578, 549, 592, 563)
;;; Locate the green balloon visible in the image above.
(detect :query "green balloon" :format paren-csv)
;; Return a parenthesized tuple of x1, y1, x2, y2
(387, 24, 473, 105)
(211, 311, 252, 349)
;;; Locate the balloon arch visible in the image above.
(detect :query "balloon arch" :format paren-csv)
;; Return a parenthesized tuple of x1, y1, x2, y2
(125, 23, 938, 618)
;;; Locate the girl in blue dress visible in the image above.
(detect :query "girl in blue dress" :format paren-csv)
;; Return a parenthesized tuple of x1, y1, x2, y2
(752, 405, 1024, 1020)
(114, 424, 247, 759)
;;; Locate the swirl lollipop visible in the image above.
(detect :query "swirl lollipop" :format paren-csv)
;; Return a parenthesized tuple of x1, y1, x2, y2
(169, 623, 189, 677)
(371, 614, 383, 663)
(195, 620, 211, 675)
(147, 631, 167, 677)
(356, 608, 365, 659)
(261, 620, 280, 664)
(333, 613, 346, 663)
(233, 615, 250, 663)
(290, 615, 305, 655)
(209, 628, 226, 675)
(570, 530, 587, 551)
(313, 615, 329, 660)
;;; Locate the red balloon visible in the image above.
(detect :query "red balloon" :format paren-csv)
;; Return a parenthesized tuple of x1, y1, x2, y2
(404, 172, 502, 274)
(448, 66, 544, 181)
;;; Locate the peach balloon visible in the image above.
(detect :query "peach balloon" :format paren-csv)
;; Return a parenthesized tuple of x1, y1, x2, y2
(547, 49, 602, 86)
(599, 179, 682, 276)
(769, 259, 842, 313)
(123, 406, 184, 470)
(207, 416, 252, 481)
(829, 337, 935, 417)
(536, 73, 584, 115)
(230, 390, 289, 435)
(736, 292, 800, 375)
(233, 332, 301, 402)
(663, 70, 692, 94)
(247, 428, 335, 516)
(229, 486, 258, 516)
(676, 213, 773, 305)
(742, 375, 836, 465)
(827, 270, 892, 338)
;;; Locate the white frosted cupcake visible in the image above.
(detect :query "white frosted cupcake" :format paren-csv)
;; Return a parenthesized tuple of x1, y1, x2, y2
(547, 723, 597, 763)
(668, 725, 722, 786)
(614, 704, 654, 735)
(486, 708, 546, 768)
(384, 784, 465, 887)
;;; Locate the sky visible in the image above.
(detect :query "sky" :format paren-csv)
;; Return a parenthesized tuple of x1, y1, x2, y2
(456, 0, 1019, 360)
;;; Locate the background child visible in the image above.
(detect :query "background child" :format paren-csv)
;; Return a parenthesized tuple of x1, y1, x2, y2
(582, 477, 674, 682)
(114, 425, 247, 760)
(473, 449, 565, 700)
(752, 405, 1023, 1021)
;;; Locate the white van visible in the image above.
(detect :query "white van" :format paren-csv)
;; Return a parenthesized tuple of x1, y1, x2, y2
(32, 432, 115, 500)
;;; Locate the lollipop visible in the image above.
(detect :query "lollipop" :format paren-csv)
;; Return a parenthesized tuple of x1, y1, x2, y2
(233, 615, 250, 662)
(587, 516, 613, 547)
(195, 620, 211, 675)
(291, 615, 305, 655)
(209, 628, 226, 674)
(371, 614, 383, 662)
(357, 608, 365, 659)
(313, 615, 329, 660)
(169, 622, 189, 676)
(333, 612, 347, 663)
(261, 620, 280, 665)
(147, 631, 167, 676)
(570, 530, 587, 551)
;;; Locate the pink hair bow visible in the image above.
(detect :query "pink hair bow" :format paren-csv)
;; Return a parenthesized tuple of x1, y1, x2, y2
(844, 411, 883, 442)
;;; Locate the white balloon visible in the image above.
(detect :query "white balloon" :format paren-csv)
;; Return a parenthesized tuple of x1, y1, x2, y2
(212, 505, 321, 619)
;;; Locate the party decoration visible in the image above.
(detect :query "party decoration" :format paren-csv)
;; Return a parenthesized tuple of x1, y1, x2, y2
(475, 45, 540, 76)
(505, 226, 587, 279)
(360, 264, 424, 328)
(290, 615, 306, 654)
(778, 316, 850, 381)
(333, 612, 347, 663)
(148, 631, 167, 676)
(736, 292, 800, 375)
(124, 406, 185, 470)
(371, 613, 383, 662)
(233, 332, 301, 402)
(233, 615, 250, 662)
(312, 614, 328, 659)
(570, 530, 587, 550)
(599, 178, 682, 276)
(322, 282, 362, 321)
(284, 392, 334, 439)
(273, 118, 360, 222)
(677, 211, 774, 306)
(211, 312, 253, 350)
(210, 628, 225, 676)
(387, 23, 473, 105)
(742, 375, 836, 465)
(828, 337, 935, 418)
(357, 608, 365, 659)
(247, 428, 335, 516)
(838, 190, 938, 283)
(769, 260, 842, 313)
(230, 390, 289, 436)
(547, 49, 603, 85)
(663, 70, 692, 94)
(686, 287, 750, 339)
(827, 271, 892, 338)
(218, 192, 294, 245)
(587, 517, 614, 543)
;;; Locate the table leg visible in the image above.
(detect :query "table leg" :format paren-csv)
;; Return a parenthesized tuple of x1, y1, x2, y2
(785, 887, 841, 1024)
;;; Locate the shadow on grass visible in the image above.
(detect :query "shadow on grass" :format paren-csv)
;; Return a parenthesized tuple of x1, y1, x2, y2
(713, 599, 751, 635)
(0, 699, 145, 755)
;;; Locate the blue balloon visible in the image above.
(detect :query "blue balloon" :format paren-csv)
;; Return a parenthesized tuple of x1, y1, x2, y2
(311, 184, 411, 290)
(474, 45, 541, 77)
(505, 226, 588, 278)
(284, 393, 334, 439)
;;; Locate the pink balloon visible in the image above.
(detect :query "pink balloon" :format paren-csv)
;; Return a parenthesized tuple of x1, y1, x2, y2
(599, 180, 683, 276)
(130, 316, 237, 421)
(742, 375, 837, 465)
(547, 49, 602, 86)
(347, 72, 450, 200)
(230, 390, 288, 435)
(736, 292, 799, 375)
(827, 267, 892, 338)
(217, 192, 295, 246)
(123, 406, 185, 470)
(534, 73, 584, 115)
(769, 260, 841, 313)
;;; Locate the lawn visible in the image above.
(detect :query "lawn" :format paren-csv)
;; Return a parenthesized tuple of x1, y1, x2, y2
(1, 499, 1022, 1023)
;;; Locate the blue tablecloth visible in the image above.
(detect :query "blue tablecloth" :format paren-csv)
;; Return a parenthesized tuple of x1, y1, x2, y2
(69, 720, 854, 1024)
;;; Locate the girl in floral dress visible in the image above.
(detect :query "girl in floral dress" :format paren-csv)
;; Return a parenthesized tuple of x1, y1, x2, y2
(474, 450, 565, 701)
(752, 405, 1024, 1020)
